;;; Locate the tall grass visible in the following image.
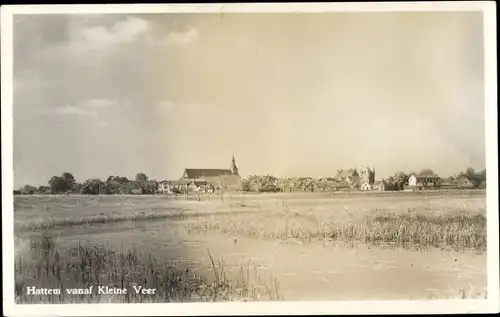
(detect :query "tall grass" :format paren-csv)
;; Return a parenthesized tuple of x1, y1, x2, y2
(187, 208, 486, 251)
(16, 236, 282, 303)
(16, 207, 264, 232)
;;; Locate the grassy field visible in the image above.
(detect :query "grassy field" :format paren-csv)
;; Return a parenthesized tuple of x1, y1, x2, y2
(13, 190, 488, 302)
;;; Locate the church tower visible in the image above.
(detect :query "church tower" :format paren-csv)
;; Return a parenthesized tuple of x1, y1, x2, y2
(230, 154, 239, 175)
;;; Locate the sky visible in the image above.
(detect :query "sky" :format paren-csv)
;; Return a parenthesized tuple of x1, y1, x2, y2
(12, 11, 486, 187)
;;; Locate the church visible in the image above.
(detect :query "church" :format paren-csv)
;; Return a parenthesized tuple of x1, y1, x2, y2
(180, 155, 242, 191)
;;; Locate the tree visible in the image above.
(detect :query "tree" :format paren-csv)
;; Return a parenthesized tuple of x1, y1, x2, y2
(241, 179, 252, 192)
(419, 169, 435, 176)
(106, 180, 122, 195)
(135, 173, 148, 189)
(387, 176, 395, 184)
(107, 176, 129, 184)
(21, 185, 37, 195)
(61, 172, 76, 190)
(463, 167, 486, 188)
(81, 179, 107, 195)
(38, 185, 50, 194)
(71, 182, 83, 194)
(393, 172, 408, 190)
(479, 169, 486, 183)
(48, 176, 69, 194)
(464, 167, 476, 179)
(144, 180, 158, 194)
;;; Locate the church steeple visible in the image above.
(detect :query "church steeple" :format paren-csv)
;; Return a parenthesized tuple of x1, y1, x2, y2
(230, 153, 239, 175)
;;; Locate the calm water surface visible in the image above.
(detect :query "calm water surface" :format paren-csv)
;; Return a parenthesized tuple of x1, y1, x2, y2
(17, 217, 486, 301)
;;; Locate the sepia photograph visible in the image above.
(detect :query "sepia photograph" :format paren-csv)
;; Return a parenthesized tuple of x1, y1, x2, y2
(1, 2, 498, 316)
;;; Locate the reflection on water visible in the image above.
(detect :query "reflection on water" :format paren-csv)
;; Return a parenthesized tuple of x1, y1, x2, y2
(16, 217, 486, 301)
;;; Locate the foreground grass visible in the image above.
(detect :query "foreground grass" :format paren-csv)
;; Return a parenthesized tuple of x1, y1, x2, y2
(15, 236, 282, 303)
(187, 208, 486, 252)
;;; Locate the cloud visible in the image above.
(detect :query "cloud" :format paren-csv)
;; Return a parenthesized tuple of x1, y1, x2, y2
(67, 16, 151, 51)
(54, 105, 98, 116)
(84, 98, 119, 108)
(158, 101, 175, 110)
(163, 28, 198, 46)
(49, 98, 120, 116)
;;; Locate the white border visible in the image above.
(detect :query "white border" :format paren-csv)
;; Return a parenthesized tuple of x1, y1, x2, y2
(1, 2, 498, 316)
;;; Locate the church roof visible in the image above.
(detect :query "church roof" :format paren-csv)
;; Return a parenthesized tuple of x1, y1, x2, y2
(183, 169, 233, 179)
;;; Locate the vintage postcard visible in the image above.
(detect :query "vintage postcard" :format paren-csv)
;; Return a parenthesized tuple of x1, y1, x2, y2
(1, 2, 498, 316)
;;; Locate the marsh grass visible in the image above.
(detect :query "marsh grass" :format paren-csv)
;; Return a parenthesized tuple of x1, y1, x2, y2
(423, 284, 488, 300)
(187, 208, 486, 251)
(16, 235, 282, 303)
(17, 209, 188, 232)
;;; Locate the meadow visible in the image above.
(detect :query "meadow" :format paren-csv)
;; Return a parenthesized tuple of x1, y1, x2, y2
(13, 190, 488, 302)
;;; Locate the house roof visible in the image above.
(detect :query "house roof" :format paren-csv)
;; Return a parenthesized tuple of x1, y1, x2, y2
(440, 177, 457, 185)
(315, 181, 329, 188)
(410, 173, 440, 179)
(332, 181, 350, 188)
(190, 180, 208, 186)
(373, 181, 383, 186)
(183, 169, 233, 179)
(171, 180, 190, 185)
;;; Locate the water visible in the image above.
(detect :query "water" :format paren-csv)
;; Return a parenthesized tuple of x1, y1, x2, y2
(18, 217, 486, 301)
(14, 192, 487, 301)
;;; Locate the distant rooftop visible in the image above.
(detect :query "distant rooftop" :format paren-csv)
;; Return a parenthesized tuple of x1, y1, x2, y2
(182, 168, 233, 179)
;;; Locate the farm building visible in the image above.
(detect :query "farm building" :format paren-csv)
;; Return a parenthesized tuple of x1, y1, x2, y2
(455, 176, 475, 189)
(408, 173, 441, 189)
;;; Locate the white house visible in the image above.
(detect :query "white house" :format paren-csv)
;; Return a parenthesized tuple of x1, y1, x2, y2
(360, 181, 372, 191)
(408, 174, 441, 188)
(158, 181, 173, 194)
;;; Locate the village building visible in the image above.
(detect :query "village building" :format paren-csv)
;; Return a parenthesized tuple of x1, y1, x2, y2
(335, 169, 360, 188)
(313, 180, 331, 192)
(455, 175, 475, 189)
(374, 180, 399, 191)
(331, 180, 351, 191)
(358, 167, 376, 191)
(408, 173, 441, 189)
(440, 177, 458, 189)
(157, 181, 172, 194)
(372, 181, 383, 191)
(180, 155, 242, 192)
(297, 178, 315, 192)
(360, 181, 372, 191)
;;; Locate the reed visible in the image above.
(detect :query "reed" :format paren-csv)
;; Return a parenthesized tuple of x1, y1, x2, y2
(16, 235, 281, 303)
(187, 208, 486, 251)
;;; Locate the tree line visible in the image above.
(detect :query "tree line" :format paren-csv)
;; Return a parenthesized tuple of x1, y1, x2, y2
(385, 168, 486, 190)
(14, 167, 487, 195)
(16, 172, 159, 195)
